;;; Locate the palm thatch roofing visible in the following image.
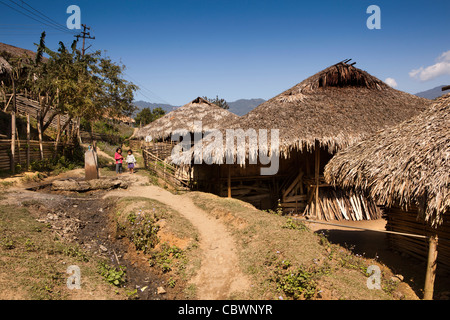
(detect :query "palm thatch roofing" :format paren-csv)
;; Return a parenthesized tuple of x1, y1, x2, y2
(324, 93, 450, 227)
(135, 97, 240, 140)
(0, 56, 13, 75)
(195, 61, 431, 164)
(0, 42, 42, 61)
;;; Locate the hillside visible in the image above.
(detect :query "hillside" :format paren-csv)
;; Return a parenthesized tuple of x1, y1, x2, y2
(228, 98, 266, 116)
(132, 101, 177, 115)
(415, 85, 447, 100)
(133, 98, 266, 117)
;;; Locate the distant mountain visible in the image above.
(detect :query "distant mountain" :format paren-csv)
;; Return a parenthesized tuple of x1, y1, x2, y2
(132, 101, 179, 115)
(415, 85, 448, 100)
(132, 98, 266, 117)
(228, 98, 266, 116)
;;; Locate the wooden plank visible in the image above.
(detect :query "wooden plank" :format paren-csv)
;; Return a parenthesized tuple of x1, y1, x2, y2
(283, 194, 308, 202)
(283, 171, 303, 198)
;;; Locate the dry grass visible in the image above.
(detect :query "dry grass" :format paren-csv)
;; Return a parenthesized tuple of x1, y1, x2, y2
(193, 61, 430, 165)
(187, 191, 413, 300)
(325, 93, 450, 227)
(0, 204, 121, 300)
(135, 97, 239, 140)
(113, 197, 201, 293)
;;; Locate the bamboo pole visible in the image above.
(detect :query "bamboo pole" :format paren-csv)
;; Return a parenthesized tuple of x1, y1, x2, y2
(36, 110, 44, 160)
(26, 113, 30, 170)
(227, 165, 231, 198)
(10, 78, 16, 173)
(314, 141, 320, 218)
(15, 126, 21, 165)
(424, 234, 438, 300)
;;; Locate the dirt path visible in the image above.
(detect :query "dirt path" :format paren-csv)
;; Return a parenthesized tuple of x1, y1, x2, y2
(104, 185, 251, 299)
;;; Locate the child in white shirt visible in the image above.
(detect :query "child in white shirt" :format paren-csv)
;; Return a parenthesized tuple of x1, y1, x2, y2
(126, 149, 137, 174)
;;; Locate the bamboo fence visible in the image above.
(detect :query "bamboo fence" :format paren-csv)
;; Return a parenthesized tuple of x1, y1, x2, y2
(142, 148, 190, 190)
(386, 206, 450, 272)
(0, 139, 65, 171)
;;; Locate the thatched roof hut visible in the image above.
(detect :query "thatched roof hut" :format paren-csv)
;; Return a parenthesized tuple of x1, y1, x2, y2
(135, 97, 239, 141)
(189, 61, 433, 221)
(200, 60, 431, 163)
(0, 56, 13, 75)
(324, 93, 450, 227)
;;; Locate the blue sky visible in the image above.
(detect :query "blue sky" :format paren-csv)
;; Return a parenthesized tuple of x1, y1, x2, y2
(1, 0, 449, 105)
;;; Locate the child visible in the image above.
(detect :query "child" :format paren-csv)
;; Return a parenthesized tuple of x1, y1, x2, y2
(126, 149, 137, 174)
(115, 148, 123, 175)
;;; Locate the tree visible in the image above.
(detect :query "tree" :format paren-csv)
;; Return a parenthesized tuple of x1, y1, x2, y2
(26, 32, 138, 146)
(203, 95, 229, 110)
(135, 107, 166, 126)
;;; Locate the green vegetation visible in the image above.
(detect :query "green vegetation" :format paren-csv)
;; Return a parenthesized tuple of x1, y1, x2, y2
(98, 262, 127, 287)
(134, 107, 166, 126)
(113, 197, 201, 294)
(0, 204, 121, 299)
(1, 32, 138, 165)
(202, 95, 230, 110)
(187, 192, 406, 300)
(127, 212, 160, 253)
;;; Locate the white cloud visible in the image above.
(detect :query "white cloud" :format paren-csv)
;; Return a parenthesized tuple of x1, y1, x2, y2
(384, 77, 398, 88)
(409, 50, 450, 81)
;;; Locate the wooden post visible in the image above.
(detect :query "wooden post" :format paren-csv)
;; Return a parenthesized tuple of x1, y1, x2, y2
(314, 141, 320, 218)
(36, 110, 44, 160)
(10, 79, 16, 173)
(54, 114, 61, 156)
(26, 114, 30, 170)
(227, 165, 231, 198)
(424, 234, 438, 300)
(15, 126, 21, 165)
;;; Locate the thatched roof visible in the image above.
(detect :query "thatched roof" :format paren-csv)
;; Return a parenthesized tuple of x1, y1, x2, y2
(0, 56, 13, 75)
(225, 61, 430, 155)
(324, 93, 450, 227)
(0, 42, 40, 61)
(192, 61, 430, 165)
(135, 97, 239, 140)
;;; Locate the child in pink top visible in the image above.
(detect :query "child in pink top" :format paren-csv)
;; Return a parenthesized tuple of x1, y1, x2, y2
(115, 148, 123, 174)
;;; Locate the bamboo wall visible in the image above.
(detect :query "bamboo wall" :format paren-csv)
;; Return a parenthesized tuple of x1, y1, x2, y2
(129, 139, 143, 151)
(6, 94, 71, 131)
(192, 147, 382, 221)
(386, 206, 450, 273)
(0, 139, 65, 171)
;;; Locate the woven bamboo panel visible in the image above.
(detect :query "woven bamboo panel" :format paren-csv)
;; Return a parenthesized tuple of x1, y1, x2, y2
(0, 139, 66, 171)
(386, 206, 450, 272)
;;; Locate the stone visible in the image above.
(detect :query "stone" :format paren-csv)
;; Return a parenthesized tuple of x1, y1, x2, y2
(99, 245, 108, 252)
(51, 178, 128, 192)
(85, 149, 99, 181)
(51, 179, 90, 192)
(390, 274, 404, 282)
(157, 286, 166, 295)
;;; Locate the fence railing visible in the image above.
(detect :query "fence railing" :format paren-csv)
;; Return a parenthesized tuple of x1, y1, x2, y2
(142, 148, 190, 190)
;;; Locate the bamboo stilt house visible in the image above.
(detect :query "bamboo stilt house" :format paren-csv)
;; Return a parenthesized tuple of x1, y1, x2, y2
(191, 60, 431, 220)
(324, 93, 450, 273)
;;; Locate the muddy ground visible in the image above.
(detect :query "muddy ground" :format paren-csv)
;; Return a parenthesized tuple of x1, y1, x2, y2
(5, 179, 184, 300)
